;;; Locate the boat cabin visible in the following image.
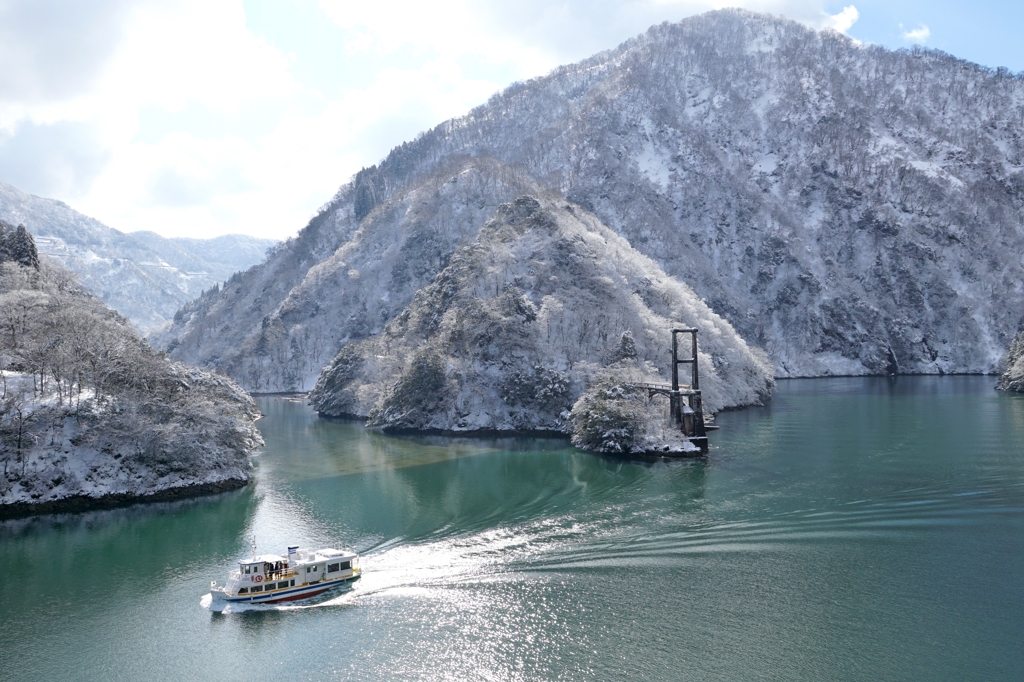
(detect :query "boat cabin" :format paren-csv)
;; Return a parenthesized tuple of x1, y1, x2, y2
(289, 548, 356, 584)
(238, 554, 288, 577)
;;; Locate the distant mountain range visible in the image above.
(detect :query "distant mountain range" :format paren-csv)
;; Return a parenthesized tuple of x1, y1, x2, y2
(0, 181, 277, 331)
(161, 9, 1024, 391)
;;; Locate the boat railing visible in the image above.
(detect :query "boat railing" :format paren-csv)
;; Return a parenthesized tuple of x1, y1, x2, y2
(230, 568, 300, 583)
(230, 565, 357, 586)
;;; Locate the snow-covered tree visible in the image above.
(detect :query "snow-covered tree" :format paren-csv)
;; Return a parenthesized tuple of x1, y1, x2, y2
(0, 222, 39, 270)
(7, 225, 39, 270)
(997, 332, 1024, 393)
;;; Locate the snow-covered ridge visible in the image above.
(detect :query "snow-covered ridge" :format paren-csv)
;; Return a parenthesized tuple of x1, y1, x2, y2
(164, 9, 1024, 389)
(156, 157, 544, 391)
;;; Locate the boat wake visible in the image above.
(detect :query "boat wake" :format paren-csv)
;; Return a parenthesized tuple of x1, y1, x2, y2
(203, 470, 1022, 615)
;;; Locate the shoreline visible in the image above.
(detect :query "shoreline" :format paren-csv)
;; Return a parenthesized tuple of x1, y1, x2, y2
(0, 476, 251, 521)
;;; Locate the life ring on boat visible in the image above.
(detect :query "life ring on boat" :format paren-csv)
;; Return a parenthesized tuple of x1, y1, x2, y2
(254, 575, 263, 582)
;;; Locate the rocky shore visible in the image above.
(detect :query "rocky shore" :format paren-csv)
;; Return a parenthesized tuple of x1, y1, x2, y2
(1, 234, 264, 518)
(0, 369, 263, 519)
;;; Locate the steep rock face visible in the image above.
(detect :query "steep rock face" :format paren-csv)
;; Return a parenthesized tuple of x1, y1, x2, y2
(164, 9, 1024, 383)
(0, 181, 275, 332)
(997, 332, 1024, 392)
(308, 196, 773, 438)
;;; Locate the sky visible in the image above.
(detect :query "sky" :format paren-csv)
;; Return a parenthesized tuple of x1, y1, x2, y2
(0, 0, 1022, 241)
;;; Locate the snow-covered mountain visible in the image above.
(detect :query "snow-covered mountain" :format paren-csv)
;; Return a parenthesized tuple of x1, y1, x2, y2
(161, 9, 1024, 390)
(0, 181, 276, 331)
(308, 195, 772, 438)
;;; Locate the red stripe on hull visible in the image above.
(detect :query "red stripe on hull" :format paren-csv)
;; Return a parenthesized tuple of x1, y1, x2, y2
(264, 587, 329, 603)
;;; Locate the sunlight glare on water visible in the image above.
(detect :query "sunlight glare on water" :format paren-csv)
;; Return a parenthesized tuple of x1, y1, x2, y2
(1, 376, 1023, 680)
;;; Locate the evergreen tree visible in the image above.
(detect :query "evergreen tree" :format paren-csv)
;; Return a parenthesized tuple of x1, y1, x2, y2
(606, 330, 639, 364)
(0, 220, 11, 263)
(7, 225, 39, 270)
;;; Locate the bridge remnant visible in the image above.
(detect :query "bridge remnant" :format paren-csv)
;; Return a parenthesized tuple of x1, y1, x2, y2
(671, 328, 708, 453)
(627, 329, 710, 453)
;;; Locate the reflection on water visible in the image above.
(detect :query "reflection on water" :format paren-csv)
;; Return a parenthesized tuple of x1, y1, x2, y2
(1, 378, 1023, 681)
(262, 397, 575, 481)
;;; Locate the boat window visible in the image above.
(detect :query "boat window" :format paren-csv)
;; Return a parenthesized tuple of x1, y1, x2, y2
(243, 566, 249, 574)
(340, 561, 350, 570)
(327, 563, 339, 573)
(290, 580, 295, 587)
(251, 585, 262, 592)
(278, 582, 289, 589)
(238, 587, 248, 594)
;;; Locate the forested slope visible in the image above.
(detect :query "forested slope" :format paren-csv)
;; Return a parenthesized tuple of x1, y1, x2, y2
(155, 158, 541, 390)
(0, 229, 263, 517)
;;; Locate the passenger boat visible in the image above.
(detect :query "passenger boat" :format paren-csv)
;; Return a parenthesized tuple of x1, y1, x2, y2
(210, 544, 360, 604)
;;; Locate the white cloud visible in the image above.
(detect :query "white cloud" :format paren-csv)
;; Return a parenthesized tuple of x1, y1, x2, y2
(104, 0, 297, 115)
(5, 0, 305, 237)
(0, 0, 136, 103)
(0, 0, 866, 240)
(824, 5, 859, 35)
(901, 23, 930, 44)
(0, 120, 109, 196)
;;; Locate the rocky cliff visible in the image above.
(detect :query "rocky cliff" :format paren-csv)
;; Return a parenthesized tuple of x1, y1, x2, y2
(996, 332, 1024, 392)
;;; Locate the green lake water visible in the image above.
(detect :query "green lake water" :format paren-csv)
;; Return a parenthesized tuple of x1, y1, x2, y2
(2, 376, 1023, 680)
